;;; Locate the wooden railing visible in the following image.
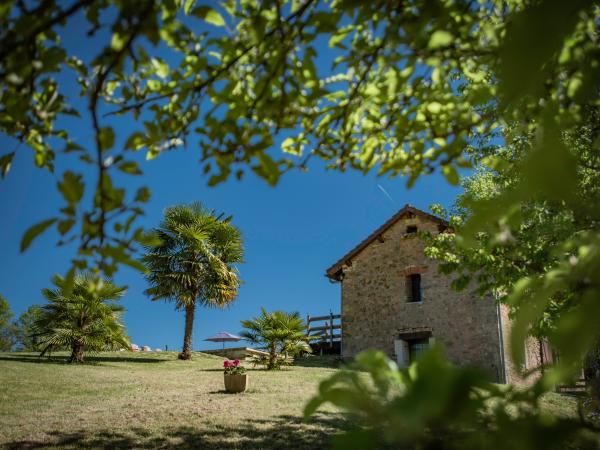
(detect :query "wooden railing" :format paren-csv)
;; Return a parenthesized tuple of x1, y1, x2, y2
(307, 312, 341, 348)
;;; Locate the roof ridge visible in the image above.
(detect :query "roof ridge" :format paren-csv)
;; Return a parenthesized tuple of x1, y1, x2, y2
(325, 205, 448, 281)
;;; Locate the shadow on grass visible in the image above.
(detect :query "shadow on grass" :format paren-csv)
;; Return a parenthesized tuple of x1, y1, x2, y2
(0, 354, 169, 364)
(4, 414, 349, 450)
(293, 356, 344, 369)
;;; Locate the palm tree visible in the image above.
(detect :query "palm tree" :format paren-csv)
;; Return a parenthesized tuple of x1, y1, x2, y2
(143, 203, 243, 360)
(34, 273, 130, 363)
(240, 308, 310, 369)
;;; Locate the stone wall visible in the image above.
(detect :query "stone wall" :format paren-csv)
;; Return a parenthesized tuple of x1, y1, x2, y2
(340, 214, 505, 382)
(499, 304, 551, 385)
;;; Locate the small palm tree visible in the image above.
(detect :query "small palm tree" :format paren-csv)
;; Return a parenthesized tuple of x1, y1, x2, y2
(143, 203, 243, 360)
(240, 308, 310, 369)
(34, 273, 129, 363)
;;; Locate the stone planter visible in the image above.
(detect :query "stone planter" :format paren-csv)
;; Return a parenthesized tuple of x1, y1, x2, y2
(224, 374, 248, 393)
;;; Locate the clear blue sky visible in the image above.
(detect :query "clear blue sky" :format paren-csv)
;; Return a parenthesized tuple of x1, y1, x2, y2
(0, 146, 462, 350)
(0, 9, 464, 351)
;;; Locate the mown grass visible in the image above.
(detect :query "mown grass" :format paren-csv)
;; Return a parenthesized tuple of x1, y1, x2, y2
(0, 351, 597, 449)
(0, 351, 346, 449)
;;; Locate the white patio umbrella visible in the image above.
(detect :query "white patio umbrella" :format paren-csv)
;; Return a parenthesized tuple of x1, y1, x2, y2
(204, 331, 242, 350)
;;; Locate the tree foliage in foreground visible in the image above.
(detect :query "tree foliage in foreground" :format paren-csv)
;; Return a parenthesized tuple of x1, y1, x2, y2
(305, 348, 599, 450)
(240, 308, 310, 369)
(2, 0, 597, 279)
(142, 202, 243, 360)
(424, 106, 600, 372)
(35, 273, 130, 363)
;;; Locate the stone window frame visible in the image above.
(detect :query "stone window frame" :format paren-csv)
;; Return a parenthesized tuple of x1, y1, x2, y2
(406, 225, 418, 234)
(400, 265, 427, 304)
(394, 328, 435, 367)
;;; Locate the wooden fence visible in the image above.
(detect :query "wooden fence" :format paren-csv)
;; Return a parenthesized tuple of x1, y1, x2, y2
(306, 312, 341, 354)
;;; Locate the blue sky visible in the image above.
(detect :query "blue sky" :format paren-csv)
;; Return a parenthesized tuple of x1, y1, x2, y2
(0, 145, 461, 350)
(0, 7, 464, 351)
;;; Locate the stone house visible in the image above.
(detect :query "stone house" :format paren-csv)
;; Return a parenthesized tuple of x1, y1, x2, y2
(325, 204, 550, 384)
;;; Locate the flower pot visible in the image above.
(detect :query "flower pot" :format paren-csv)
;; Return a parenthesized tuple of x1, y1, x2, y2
(224, 374, 248, 393)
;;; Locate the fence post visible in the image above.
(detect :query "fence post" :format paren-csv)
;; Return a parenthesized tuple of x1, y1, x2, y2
(330, 311, 334, 348)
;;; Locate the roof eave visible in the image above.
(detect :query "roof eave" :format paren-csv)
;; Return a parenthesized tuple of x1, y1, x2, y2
(324, 204, 448, 281)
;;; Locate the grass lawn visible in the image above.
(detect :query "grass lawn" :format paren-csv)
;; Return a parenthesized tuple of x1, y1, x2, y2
(0, 351, 346, 449)
(0, 351, 597, 449)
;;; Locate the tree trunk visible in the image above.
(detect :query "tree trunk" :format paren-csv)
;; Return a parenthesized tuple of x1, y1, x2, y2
(69, 342, 84, 363)
(179, 303, 196, 360)
(268, 341, 277, 369)
(538, 338, 545, 375)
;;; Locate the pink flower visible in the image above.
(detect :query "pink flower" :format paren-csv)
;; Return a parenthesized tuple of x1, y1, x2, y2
(233, 359, 240, 366)
(224, 360, 232, 368)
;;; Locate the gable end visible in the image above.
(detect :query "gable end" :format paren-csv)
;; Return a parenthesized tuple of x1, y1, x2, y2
(325, 204, 448, 281)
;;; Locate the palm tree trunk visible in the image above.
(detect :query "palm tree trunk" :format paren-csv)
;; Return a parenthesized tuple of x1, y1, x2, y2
(70, 342, 84, 363)
(179, 303, 196, 360)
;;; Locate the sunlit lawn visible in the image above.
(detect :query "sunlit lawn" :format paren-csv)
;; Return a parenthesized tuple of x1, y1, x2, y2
(0, 351, 346, 449)
(0, 351, 596, 449)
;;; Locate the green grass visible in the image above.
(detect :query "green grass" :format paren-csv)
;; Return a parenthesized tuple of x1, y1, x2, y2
(0, 352, 597, 449)
(0, 351, 345, 449)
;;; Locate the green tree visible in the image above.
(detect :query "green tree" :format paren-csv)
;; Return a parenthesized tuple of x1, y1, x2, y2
(240, 308, 309, 369)
(424, 107, 600, 370)
(305, 348, 597, 450)
(15, 305, 44, 351)
(142, 203, 243, 360)
(35, 273, 130, 363)
(1, 1, 596, 286)
(0, 294, 17, 351)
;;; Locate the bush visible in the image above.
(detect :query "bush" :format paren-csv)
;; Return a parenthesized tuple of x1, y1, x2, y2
(584, 344, 600, 400)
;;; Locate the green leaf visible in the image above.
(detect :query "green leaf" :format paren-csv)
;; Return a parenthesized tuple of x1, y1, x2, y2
(118, 161, 142, 175)
(442, 165, 459, 185)
(183, 0, 196, 15)
(111, 32, 126, 51)
(135, 187, 151, 202)
(125, 132, 146, 151)
(329, 28, 351, 48)
(99, 127, 115, 151)
(426, 102, 442, 114)
(20, 218, 57, 252)
(428, 31, 454, 49)
(192, 6, 225, 27)
(58, 219, 75, 235)
(151, 58, 169, 79)
(58, 171, 84, 205)
(254, 153, 280, 186)
(0, 152, 15, 178)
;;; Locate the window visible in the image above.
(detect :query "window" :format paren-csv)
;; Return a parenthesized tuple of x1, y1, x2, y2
(408, 338, 430, 362)
(407, 274, 422, 302)
(406, 225, 418, 234)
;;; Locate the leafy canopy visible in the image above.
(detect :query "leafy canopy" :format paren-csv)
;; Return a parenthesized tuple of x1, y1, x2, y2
(3, 0, 597, 282)
(424, 106, 600, 378)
